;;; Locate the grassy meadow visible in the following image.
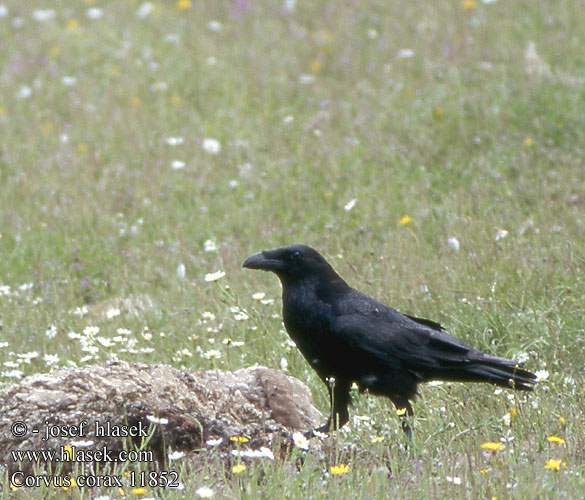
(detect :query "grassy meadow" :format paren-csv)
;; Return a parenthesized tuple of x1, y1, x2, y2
(1, 0, 584, 497)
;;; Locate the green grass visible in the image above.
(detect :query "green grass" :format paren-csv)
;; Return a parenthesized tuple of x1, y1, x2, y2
(1, 0, 584, 498)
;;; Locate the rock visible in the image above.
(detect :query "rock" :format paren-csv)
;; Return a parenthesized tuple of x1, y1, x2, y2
(0, 361, 322, 475)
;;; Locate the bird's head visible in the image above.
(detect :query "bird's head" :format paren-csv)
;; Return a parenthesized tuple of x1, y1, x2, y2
(242, 244, 345, 286)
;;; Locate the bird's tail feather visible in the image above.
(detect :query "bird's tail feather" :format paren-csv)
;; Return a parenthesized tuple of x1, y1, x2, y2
(433, 356, 537, 391)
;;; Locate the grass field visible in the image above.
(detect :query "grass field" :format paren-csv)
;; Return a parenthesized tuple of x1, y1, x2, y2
(1, 0, 584, 498)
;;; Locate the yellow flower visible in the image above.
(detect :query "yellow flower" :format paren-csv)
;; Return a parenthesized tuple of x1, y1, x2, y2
(177, 0, 192, 9)
(547, 436, 565, 445)
(62, 477, 77, 490)
(132, 487, 148, 496)
(395, 407, 408, 416)
(544, 459, 564, 471)
(399, 215, 412, 226)
(370, 436, 385, 443)
(230, 436, 249, 443)
(461, 1, 477, 8)
(481, 442, 504, 451)
(434, 107, 444, 118)
(559, 416, 566, 425)
(524, 137, 533, 147)
(66, 19, 79, 31)
(330, 464, 350, 475)
(232, 464, 247, 474)
(311, 60, 322, 72)
(480, 469, 489, 475)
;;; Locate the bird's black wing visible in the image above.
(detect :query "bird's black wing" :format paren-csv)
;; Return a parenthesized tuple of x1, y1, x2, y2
(330, 291, 474, 371)
(329, 290, 536, 389)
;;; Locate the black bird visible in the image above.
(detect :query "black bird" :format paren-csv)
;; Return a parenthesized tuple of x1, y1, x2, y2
(243, 244, 537, 438)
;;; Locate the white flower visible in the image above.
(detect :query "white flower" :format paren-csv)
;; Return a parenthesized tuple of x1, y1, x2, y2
(171, 160, 185, 170)
(284, 0, 296, 12)
(168, 450, 185, 460)
(72, 305, 89, 316)
(177, 263, 186, 280)
(32, 9, 56, 21)
(252, 292, 265, 301)
(447, 237, 460, 251)
(495, 229, 509, 241)
(344, 198, 357, 211)
(165, 136, 184, 146)
(202, 138, 221, 155)
(231, 447, 274, 460)
(71, 440, 94, 447)
(62, 76, 77, 86)
(136, 2, 154, 19)
(86, 8, 104, 19)
(201, 311, 216, 321)
(106, 307, 121, 319)
(204, 349, 221, 359)
(298, 74, 315, 84)
(0, 6, 8, 17)
(535, 370, 549, 382)
(83, 326, 99, 336)
(207, 20, 222, 32)
(446, 476, 462, 485)
(292, 432, 309, 451)
(203, 239, 217, 252)
(43, 354, 59, 366)
(17, 86, 32, 99)
(206, 437, 223, 446)
(146, 415, 169, 425)
(96, 337, 113, 348)
(116, 327, 132, 335)
(205, 270, 225, 282)
(196, 486, 215, 498)
(45, 325, 58, 339)
(280, 357, 288, 371)
(397, 49, 415, 59)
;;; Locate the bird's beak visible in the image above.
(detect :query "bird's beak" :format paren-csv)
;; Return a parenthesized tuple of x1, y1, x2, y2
(242, 251, 280, 271)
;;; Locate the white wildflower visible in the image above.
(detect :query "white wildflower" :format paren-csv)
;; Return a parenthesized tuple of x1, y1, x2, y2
(202, 138, 221, 155)
(196, 486, 215, 498)
(146, 415, 169, 425)
(535, 370, 549, 382)
(45, 325, 57, 339)
(344, 198, 357, 211)
(168, 450, 185, 460)
(205, 270, 225, 282)
(292, 432, 309, 451)
(447, 237, 460, 251)
(203, 239, 217, 252)
(495, 229, 509, 241)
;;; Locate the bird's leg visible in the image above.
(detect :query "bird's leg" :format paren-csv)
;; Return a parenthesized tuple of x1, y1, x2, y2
(394, 400, 414, 442)
(310, 378, 351, 436)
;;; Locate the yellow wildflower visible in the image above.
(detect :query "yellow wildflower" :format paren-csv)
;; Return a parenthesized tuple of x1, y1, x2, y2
(230, 436, 249, 443)
(524, 137, 533, 147)
(547, 436, 565, 445)
(330, 464, 350, 475)
(481, 442, 504, 451)
(544, 459, 564, 471)
(461, 1, 477, 8)
(177, 0, 192, 9)
(232, 464, 247, 474)
(399, 215, 412, 226)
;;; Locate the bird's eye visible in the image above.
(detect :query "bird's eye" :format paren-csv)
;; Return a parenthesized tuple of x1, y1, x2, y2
(291, 250, 301, 261)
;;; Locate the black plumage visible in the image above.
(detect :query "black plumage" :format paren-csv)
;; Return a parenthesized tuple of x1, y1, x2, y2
(243, 244, 537, 437)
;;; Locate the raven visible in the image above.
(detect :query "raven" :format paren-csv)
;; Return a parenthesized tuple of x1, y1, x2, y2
(243, 244, 537, 438)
